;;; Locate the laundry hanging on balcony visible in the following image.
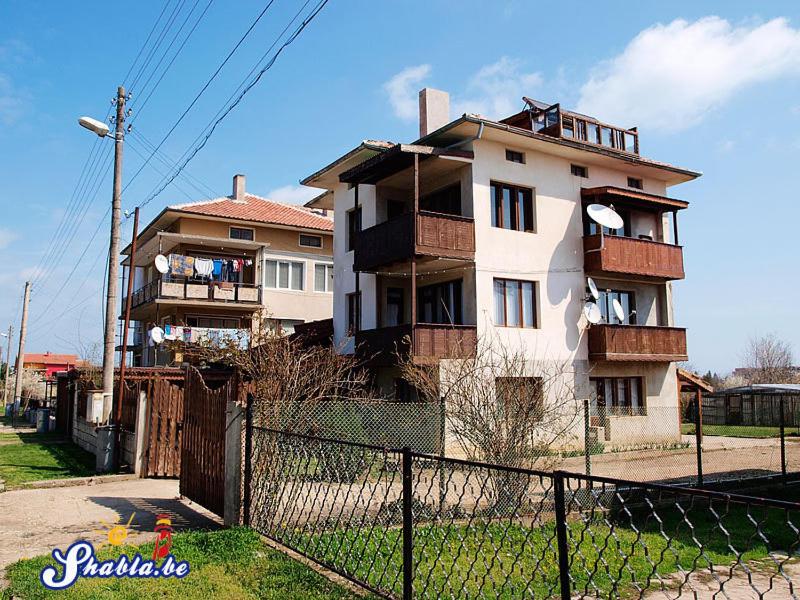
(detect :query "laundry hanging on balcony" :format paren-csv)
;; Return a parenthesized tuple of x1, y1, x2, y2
(168, 254, 195, 277)
(194, 257, 214, 277)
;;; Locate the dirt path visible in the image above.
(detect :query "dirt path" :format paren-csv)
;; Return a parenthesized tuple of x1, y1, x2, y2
(0, 478, 220, 578)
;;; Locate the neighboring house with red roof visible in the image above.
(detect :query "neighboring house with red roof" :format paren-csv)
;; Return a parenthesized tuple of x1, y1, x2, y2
(23, 352, 82, 379)
(119, 174, 333, 367)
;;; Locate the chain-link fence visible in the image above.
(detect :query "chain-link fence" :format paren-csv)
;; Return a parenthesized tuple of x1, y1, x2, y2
(245, 427, 800, 599)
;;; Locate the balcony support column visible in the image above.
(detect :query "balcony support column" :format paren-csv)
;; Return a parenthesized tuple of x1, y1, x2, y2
(354, 184, 360, 332)
(672, 210, 679, 245)
(411, 154, 419, 350)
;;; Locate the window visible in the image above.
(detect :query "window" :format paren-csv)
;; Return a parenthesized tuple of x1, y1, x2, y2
(229, 226, 254, 241)
(586, 205, 631, 237)
(596, 289, 636, 325)
(561, 116, 575, 138)
(591, 377, 644, 416)
(386, 287, 404, 326)
(186, 316, 240, 329)
(505, 149, 525, 163)
(627, 177, 643, 190)
(346, 292, 361, 335)
(347, 207, 361, 251)
(495, 377, 543, 417)
(264, 259, 304, 290)
(571, 164, 588, 178)
(299, 233, 323, 248)
(387, 200, 406, 220)
(314, 264, 333, 292)
(420, 184, 461, 215)
(490, 182, 535, 232)
(418, 279, 463, 325)
(265, 319, 303, 335)
(493, 278, 537, 328)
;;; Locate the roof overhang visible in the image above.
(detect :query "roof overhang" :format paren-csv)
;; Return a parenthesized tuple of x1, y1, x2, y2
(305, 190, 333, 211)
(339, 144, 474, 185)
(301, 140, 394, 189)
(581, 186, 689, 211)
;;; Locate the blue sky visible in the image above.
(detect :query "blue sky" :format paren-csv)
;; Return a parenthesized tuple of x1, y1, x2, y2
(1, 0, 799, 373)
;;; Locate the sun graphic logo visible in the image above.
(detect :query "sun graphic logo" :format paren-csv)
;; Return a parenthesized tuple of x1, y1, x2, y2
(92, 513, 136, 548)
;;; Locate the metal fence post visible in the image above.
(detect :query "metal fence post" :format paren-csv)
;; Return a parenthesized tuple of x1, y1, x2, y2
(243, 396, 253, 527)
(583, 399, 591, 477)
(780, 395, 787, 484)
(402, 446, 413, 600)
(694, 392, 704, 488)
(553, 471, 571, 600)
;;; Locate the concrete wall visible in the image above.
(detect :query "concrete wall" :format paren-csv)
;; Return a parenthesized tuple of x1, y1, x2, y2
(71, 390, 99, 455)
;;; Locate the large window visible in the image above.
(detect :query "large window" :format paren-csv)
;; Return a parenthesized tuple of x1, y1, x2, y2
(596, 289, 636, 325)
(346, 292, 361, 335)
(490, 182, 535, 232)
(264, 259, 304, 290)
(314, 264, 333, 292)
(386, 287, 404, 327)
(347, 207, 361, 251)
(418, 279, 463, 325)
(420, 183, 461, 215)
(585, 205, 631, 237)
(494, 278, 537, 328)
(591, 377, 645, 415)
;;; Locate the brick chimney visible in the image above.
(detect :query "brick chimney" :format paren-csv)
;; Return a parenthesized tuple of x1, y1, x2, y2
(419, 88, 450, 138)
(232, 174, 246, 203)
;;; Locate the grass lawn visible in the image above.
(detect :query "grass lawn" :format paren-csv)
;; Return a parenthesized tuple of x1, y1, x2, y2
(2, 528, 363, 600)
(681, 423, 798, 438)
(288, 502, 794, 598)
(0, 431, 95, 487)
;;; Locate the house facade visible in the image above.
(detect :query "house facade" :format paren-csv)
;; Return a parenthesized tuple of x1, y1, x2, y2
(120, 174, 334, 367)
(303, 89, 700, 447)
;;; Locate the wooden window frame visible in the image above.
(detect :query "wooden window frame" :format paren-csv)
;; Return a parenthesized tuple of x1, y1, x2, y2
(229, 226, 255, 241)
(299, 233, 323, 249)
(490, 181, 536, 233)
(627, 177, 643, 190)
(494, 278, 538, 328)
(505, 149, 525, 164)
(591, 376, 646, 415)
(596, 288, 637, 325)
(570, 164, 588, 178)
(346, 206, 362, 252)
(346, 291, 361, 335)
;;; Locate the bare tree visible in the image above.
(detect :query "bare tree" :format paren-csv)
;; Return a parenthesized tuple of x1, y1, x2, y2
(740, 333, 798, 384)
(400, 335, 582, 471)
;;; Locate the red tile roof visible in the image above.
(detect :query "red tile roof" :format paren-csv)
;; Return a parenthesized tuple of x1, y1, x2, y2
(23, 353, 79, 365)
(170, 194, 333, 232)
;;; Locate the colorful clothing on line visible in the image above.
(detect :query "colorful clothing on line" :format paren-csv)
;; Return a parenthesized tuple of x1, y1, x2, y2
(168, 254, 195, 277)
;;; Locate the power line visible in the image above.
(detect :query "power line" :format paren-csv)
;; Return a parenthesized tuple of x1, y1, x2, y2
(135, 0, 329, 213)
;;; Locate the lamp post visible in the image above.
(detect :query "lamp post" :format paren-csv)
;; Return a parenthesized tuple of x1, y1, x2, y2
(78, 86, 126, 472)
(1, 328, 10, 410)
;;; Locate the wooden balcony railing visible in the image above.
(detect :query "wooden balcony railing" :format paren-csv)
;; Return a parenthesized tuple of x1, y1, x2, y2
(353, 211, 475, 272)
(355, 323, 477, 366)
(588, 324, 687, 362)
(584, 234, 684, 280)
(122, 278, 262, 312)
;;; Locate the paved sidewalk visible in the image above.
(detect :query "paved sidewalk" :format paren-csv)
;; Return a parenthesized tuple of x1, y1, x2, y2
(0, 478, 220, 578)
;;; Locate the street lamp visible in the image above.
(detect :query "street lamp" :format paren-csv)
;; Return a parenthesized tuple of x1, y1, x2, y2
(0, 329, 9, 410)
(78, 86, 126, 473)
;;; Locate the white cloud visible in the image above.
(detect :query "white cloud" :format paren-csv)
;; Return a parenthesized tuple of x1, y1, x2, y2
(576, 17, 800, 133)
(452, 57, 542, 120)
(0, 228, 18, 249)
(383, 64, 431, 121)
(267, 184, 320, 205)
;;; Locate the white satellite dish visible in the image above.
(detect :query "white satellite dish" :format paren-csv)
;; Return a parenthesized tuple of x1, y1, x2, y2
(612, 298, 626, 322)
(587, 277, 600, 300)
(586, 204, 624, 230)
(583, 302, 602, 324)
(154, 254, 169, 274)
(150, 326, 165, 344)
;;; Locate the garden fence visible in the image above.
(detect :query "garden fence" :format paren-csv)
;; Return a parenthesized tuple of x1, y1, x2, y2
(244, 427, 800, 599)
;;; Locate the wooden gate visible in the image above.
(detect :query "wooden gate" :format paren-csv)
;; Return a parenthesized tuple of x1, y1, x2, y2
(144, 378, 184, 477)
(179, 367, 232, 516)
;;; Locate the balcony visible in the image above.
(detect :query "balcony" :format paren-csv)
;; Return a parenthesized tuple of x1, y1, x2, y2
(354, 211, 475, 272)
(588, 324, 687, 362)
(355, 323, 477, 366)
(122, 278, 262, 313)
(583, 234, 684, 281)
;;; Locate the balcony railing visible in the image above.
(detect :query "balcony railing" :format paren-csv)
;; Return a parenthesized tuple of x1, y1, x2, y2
(588, 324, 687, 362)
(355, 323, 477, 366)
(123, 278, 262, 312)
(353, 211, 475, 272)
(583, 234, 684, 281)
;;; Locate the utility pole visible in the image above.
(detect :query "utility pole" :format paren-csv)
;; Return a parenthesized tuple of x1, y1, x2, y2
(1, 326, 11, 408)
(115, 206, 139, 443)
(12, 281, 31, 424)
(101, 86, 126, 432)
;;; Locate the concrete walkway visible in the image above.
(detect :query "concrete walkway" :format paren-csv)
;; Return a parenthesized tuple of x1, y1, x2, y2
(0, 478, 220, 578)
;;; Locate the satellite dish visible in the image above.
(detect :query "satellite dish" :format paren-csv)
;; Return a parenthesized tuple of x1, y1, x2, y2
(587, 277, 600, 300)
(586, 204, 624, 230)
(612, 298, 626, 322)
(583, 302, 602, 324)
(154, 254, 169, 274)
(150, 327, 165, 344)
